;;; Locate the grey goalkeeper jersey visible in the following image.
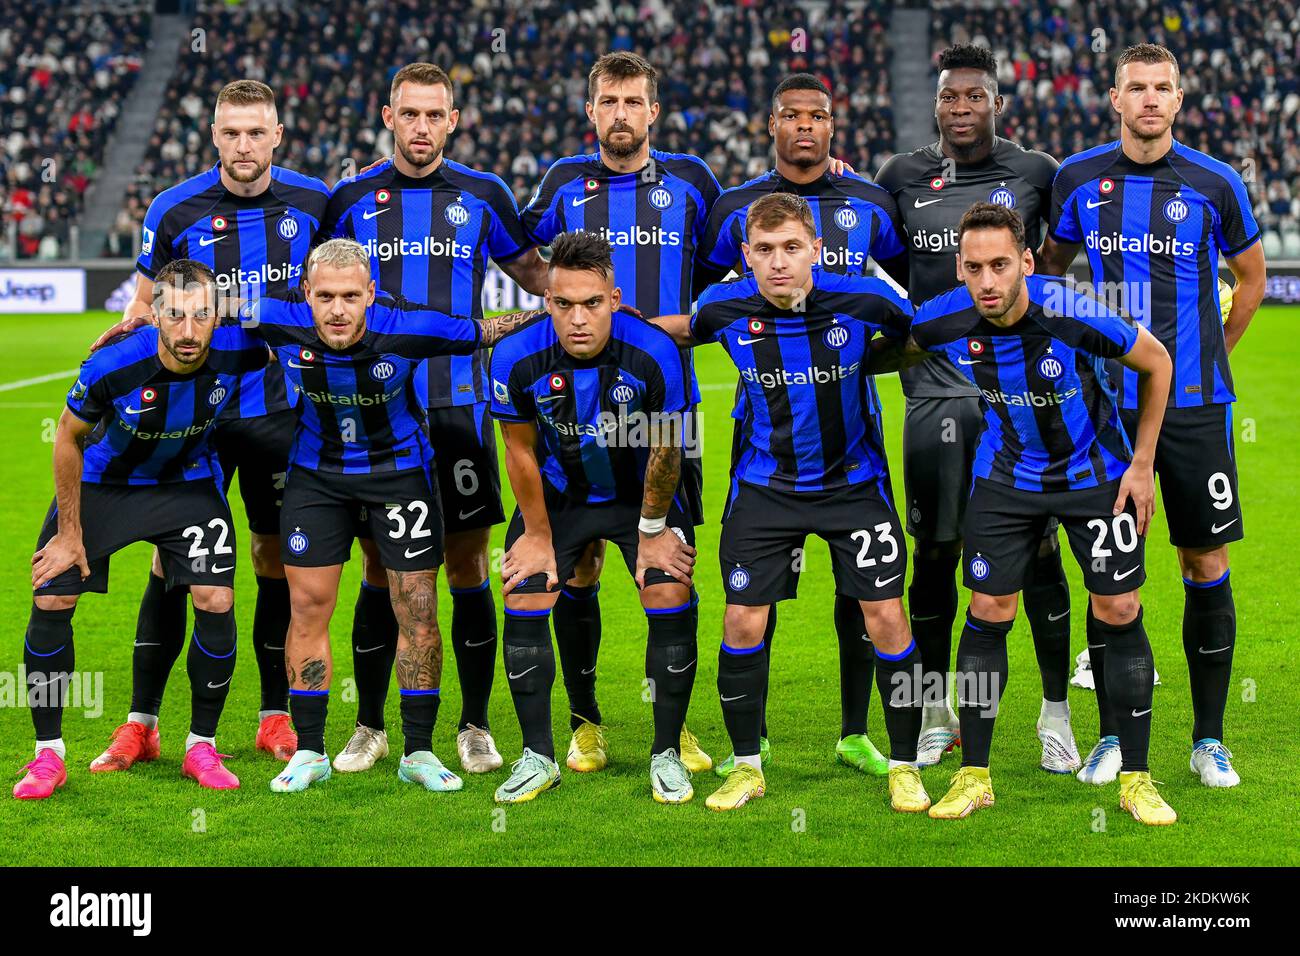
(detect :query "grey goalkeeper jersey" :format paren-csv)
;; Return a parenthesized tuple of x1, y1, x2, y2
(875, 137, 1059, 398)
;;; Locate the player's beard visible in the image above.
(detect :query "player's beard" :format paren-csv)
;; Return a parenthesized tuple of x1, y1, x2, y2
(396, 134, 445, 172)
(601, 125, 647, 161)
(945, 125, 994, 163)
(161, 334, 209, 369)
(1126, 112, 1173, 142)
(978, 279, 1024, 323)
(223, 155, 270, 184)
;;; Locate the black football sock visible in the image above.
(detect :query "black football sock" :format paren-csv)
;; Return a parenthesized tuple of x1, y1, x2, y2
(351, 582, 398, 730)
(503, 609, 557, 760)
(1086, 605, 1119, 738)
(252, 575, 291, 714)
(873, 637, 925, 762)
(908, 547, 961, 709)
(758, 604, 776, 738)
(1183, 572, 1235, 744)
(646, 597, 698, 755)
(553, 585, 601, 729)
(953, 613, 1012, 768)
(450, 580, 497, 730)
(25, 604, 75, 742)
(187, 607, 237, 739)
(1094, 606, 1155, 772)
(1023, 547, 1071, 703)
(130, 573, 187, 717)
(289, 690, 329, 755)
(834, 595, 874, 738)
(717, 641, 766, 759)
(399, 689, 440, 755)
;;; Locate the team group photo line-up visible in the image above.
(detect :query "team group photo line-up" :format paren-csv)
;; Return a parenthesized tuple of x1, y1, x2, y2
(16, 43, 1262, 824)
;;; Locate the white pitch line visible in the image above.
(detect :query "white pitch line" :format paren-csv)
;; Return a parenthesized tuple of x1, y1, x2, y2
(0, 369, 77, 393)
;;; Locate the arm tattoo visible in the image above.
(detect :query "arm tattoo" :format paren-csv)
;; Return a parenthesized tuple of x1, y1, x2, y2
(478, 309, 544, 346)
(388, 569, 443, 690)
(641, 443, 681, 521)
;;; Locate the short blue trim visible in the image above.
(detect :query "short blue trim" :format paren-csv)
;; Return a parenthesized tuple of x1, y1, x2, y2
(875, 639, 916, 662)
(1184, 570, 1230, 588)
(400, 688, 440, 696)
(504, 607, 551, 618)
(191, 630, 235, 660)
(645, 597, 697, 616)
(449, 580, 490, 595)
(289, 689, 329, 697)
(24, 639, 66, 658)
(721, 640, 764, 656)
(561, 584, 600, 600)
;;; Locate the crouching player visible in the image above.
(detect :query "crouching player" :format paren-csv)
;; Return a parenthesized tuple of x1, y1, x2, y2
(490, 232, 700, 805)
(903, 203, 1177, 825)
(17, 260, 269, 798)
(655, 193, 929, 813)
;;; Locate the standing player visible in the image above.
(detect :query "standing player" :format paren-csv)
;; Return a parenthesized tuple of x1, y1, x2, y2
(489, 232, 700, 804)
(875, 45, 1078, 772)
(319, 63, 549, 776)
(16, 261, 268, 799)
(698, 72, 909, 778)
(655, 194, 929, 813)
(903, 203, 1176, 825)
(92, 80, 329, 772)
(1040, 44, 1266, 788)
(520, 51, 720, 775)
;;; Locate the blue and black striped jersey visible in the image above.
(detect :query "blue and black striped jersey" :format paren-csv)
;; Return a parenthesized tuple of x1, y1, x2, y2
(911, 275, 1138, 492)
(490, 310, 689, 506)
(320, 158, 532, 409)
(690, 267, 913, 492)
(66, 326, 268, 485)
(1048, 139, 1259, 410)
(137, 164, 329, 419)
(242, 294, 482, 474)
(699, 168, 906, 276)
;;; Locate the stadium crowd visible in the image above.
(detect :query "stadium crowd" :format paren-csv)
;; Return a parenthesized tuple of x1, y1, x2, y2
(0, 2, 148, 259)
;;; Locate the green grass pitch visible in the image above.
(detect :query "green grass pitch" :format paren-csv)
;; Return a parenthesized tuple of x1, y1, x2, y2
(0, 309, 1296, 867)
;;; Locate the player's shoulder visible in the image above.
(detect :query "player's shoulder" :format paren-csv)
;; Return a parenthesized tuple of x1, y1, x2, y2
(813, 267, 911, 314)
(914, 283, 975, 325)
(540, 152, 601, 184)
(493, 311, 554, 361)
(81, 327, 158, 381)
(441, 158, 515, 202)
(875, 144, 941, 192)
(714, 170, 777, 215)
(697, 271, 761, 310)
(1168, 140, 1248, 190)
(1055, 140, 1122, 187)
(1026, 274, 1122, 322)
(145, 165, 222, 221)
(652, 150, 719, 185)
(611, 309, 679, 356)
(994, 137, 1060, 184)
(270, 165, 330, 201)
(329, 160, 394, 207)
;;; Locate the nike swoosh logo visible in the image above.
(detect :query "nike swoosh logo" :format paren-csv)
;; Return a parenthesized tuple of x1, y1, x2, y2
(458, 507, 485, 520)
(134, 642, 160, 647)
(28, 676, 59, 688)
(404, 547, 433, 558)
(580, 666, 596, 676)
(875, 574, 901, 588)
(720, 693, 746, 702)
(287, 360, 314, 369)
(1047, 610, 1069, 622)
(1086, 199, 1111, 209)
(198, 235, 226, 247)
(123, 405, 156, 415)
(736, 336, 766, 345)
(571, 194, 600, 207)
(1113, 566, 1140, 581)
(264, 645, 285, 651)
(1131, 708, 1152, 718)
(355, 645, 385, 654)
(362, 208, 389, 220)
(211, 565, 233, 573)
(536, 394, 564, 403)
(666, 660, 696, 674)
(914, 197, 943, 208)
(1198, 645, 1231, 655)
(912, 614, 941, 622)
(1086, 643, 1106, 650)
(508, 665, 538, 680)
(957, 357, 982, 365)
(1210, 519, 1239, 534)
(464, 637, 494, 647)
(207, 677, 232, 689)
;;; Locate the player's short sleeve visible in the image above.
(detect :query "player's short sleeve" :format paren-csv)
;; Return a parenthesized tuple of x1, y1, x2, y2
(699, 200, 745, 271)
(211, 326, 272, 372)
(1213, 169, 1261, 258)
(909, 297, 961, 352)
(136, 194, 176, 279)
(642, 331, 690, 417)
(870, 283, 915, 339)
(1048, 165, 1083, 244)
(687, 291, 731, 345)
(65, 354, 114, 423)
(377, 300, 482, 357)
(1069, 304, 1137, 359)
(489, 347, 533, 422)
(1029, 149, 1061, 210)
(520, 163, 568, 244)
(685, 159, 724, 244)
(318, 185, 357, 241)
(483, 178, 532, 262)
(867, 189, 908, 263)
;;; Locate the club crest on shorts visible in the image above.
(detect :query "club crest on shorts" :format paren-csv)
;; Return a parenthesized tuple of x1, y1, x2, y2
(969, 554, 991, 581)
(207, 385, 227, 406)
(1163, 194, 1190, 224)
(445, 201, 470, 228)
(277, 214, 299, 241)
(370, 359, 396, 381)
(823, 323, 850, 350)
(649, 185, 673, 210)
(834, 205, 859, 231)
(728, 566, 751, 591)
(1037, 353, 1065, 381)
(288, 528, 310, 555)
